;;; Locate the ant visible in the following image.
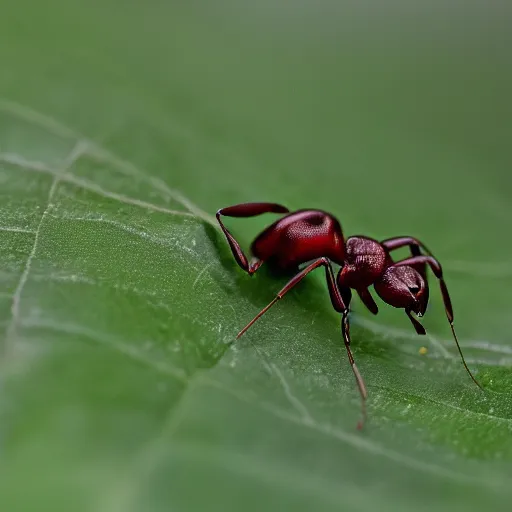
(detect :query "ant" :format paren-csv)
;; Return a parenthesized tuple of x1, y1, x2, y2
(216, 202, 483, 429)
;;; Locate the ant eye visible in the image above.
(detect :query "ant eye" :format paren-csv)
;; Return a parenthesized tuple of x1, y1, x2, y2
(409, 286, 420, 294)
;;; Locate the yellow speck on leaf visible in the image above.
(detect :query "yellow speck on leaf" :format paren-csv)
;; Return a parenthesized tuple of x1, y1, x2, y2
(419, 346, 428, 355)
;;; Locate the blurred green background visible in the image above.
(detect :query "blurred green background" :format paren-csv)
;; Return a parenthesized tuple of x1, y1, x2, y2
(1, 1, 511, 511)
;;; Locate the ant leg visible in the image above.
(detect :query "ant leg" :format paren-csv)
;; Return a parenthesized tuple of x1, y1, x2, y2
(381, 236, 433, 255)
(406, 310, 426, 335)
(237, 257, 347, 338)
(392, 255, 483, 390)
(357, 288, 378, 315)
(238, 257, 368, 429)
(216, 203, 289, 275)
(381, 236, 432, 279)
(341, 311, 368, 430)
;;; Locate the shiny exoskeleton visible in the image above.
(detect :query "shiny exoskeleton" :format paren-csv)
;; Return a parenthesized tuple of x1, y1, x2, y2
(216, 202, 482, 429)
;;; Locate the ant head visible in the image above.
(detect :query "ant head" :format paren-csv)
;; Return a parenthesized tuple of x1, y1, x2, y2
(374, 265, 429, 316)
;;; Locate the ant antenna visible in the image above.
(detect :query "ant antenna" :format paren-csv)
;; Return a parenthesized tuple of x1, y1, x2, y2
(438, 277, 483, 391)
(449, 321, 483, 391)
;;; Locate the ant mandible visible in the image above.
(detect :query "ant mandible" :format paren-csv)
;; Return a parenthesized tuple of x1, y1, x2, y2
(216, 202, 482, 429)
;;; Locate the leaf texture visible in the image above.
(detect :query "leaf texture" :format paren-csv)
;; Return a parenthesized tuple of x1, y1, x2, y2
(1, 2, 511, 511)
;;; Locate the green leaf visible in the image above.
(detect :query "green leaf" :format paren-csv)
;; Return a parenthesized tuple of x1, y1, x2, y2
(1, 2, 511, 511)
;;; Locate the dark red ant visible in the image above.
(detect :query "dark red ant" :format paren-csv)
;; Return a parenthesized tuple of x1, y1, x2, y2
(216, 202, 482, 429)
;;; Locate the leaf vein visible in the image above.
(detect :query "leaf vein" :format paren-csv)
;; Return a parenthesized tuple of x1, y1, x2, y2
(2, 141, 87, 355)
(0, 152, 208, 223)
(21, 318, 187, 381)
(0, 98, 217, 227)
(0, 226, 36, 235)
(202, 377, 498, 486)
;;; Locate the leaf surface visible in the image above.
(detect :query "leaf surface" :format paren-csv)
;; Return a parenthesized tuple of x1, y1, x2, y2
(1, 2, 511, 511)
